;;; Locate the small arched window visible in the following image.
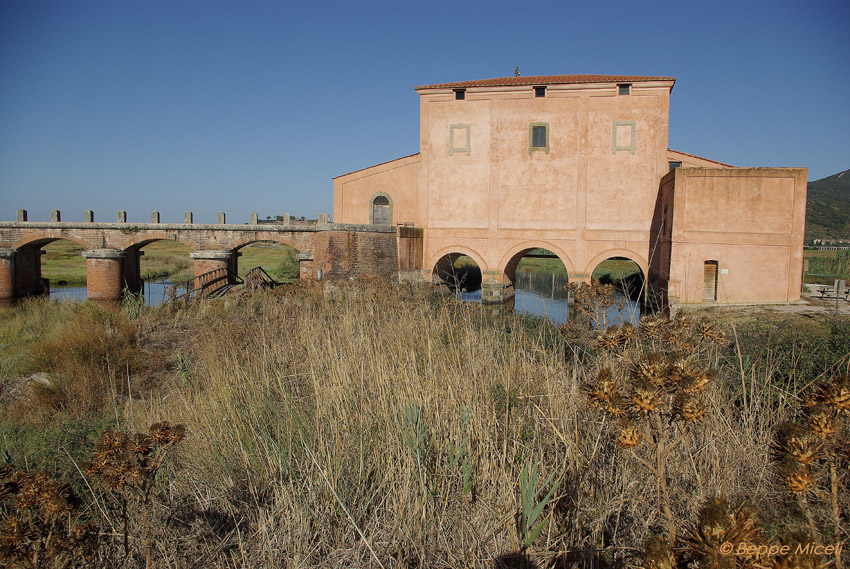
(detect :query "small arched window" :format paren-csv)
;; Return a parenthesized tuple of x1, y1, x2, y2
(371, 194, 391, 225)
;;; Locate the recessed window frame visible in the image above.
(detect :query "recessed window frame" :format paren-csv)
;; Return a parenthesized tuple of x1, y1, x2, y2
(449, 123, 471, 156)
(618, 83, 631, 95)
(534, 86, 546, 98)
(369, 192, 393, 226)
(611, 120, 636, 155)
(454, 89, 466, 100)
(528, 122, 550, 155)
(669, 161, 682, 171)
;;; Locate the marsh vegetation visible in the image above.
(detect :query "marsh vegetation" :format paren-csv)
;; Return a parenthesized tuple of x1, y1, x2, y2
(0, 283, 847, 568)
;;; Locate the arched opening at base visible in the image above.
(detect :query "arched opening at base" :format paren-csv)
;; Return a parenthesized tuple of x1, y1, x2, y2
(41, 239, 87, 300)
(504, 248, 571, 322)
(591, 257, 645, 302)
(131, 240, 195, 305)
(236, 241, 301, 283)
(587, 257, 647, 327)
(433, 253, 482, 295)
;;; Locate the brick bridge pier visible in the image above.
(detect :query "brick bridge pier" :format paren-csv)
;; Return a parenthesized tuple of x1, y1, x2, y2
(0, 209, 423, 303)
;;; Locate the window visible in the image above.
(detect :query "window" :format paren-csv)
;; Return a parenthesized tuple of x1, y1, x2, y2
(618, 83, 631, 95)
(534, 86, 546, 98)
(449, 124, 471, 156)
(703, 261, 718, 302)
(528, 122, 550, 155)
(669, 161, 682, 171)
(611, 121, 636, 154)
(454, 89, 466, 100)
(370, 194, 391, 225)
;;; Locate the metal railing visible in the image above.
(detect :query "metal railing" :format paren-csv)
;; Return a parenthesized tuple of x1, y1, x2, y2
(170, 265, 279, 303)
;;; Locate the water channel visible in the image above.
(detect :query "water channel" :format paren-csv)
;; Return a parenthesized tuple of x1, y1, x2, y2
(49, 268, 641, 326)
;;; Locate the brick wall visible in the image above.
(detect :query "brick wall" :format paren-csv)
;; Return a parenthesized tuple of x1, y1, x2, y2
(314, 230, 398, 281)
(86, 257, 123, 301)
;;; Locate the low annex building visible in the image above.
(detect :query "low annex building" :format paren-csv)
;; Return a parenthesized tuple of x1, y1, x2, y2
(333, 74, 807, 307)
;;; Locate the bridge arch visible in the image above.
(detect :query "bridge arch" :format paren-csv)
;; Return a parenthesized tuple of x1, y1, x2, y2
(428, 245, 486, 292)
(228, 236, 303, 252)
(586, 249, 648, 302)
(14, 234, 96, 251)
(498, 241, 575, 285)
(120, 233, 198, 252)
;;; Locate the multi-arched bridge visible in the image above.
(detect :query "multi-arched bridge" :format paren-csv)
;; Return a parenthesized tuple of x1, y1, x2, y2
(0, 209, 419, 302)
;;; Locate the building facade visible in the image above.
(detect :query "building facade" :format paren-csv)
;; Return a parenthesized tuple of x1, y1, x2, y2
(333, 75, 807, 307)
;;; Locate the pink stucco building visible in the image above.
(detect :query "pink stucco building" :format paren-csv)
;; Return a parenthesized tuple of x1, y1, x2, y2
(333, 75, 807, 308)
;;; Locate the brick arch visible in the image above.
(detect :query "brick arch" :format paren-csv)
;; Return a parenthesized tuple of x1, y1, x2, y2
(584, 249, 648, 280)
(427, 245, 487, 278)
(13, 234, 96, 251)
(229, 237, 303, 253)
(120, 232, 198, 252)
(497, 241, 575, 284)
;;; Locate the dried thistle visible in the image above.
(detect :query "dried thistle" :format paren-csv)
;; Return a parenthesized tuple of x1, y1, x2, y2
(583, 369, 622, 409)
(631, 352, 670, 388)
(674, 393, 708, 425)
(682, 497, 764, 562)
(631, 382, 663, 415)
(642, 534, 676, 569)
(805, 406, 836, 440)
(775, 423, 822, 466)
(616, 420, 643, 449)
(778, 458, 814, 494)
(813, 374, 850, 413)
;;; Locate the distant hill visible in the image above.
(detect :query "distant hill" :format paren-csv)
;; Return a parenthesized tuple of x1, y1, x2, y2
(806, 169, 850, 242)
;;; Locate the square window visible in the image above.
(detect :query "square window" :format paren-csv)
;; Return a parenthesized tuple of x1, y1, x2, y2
(618, 84, 631, 95)
(528, 122, 550, 154)
(449, 124, 471, 156)
(534, 86, 546, 98)
(532, 126, 546, 147)
(454, 89, 466, 100)
(611, 120, 636, 154)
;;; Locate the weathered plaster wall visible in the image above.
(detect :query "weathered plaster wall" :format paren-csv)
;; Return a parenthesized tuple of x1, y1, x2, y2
(665, 167, 807, 305)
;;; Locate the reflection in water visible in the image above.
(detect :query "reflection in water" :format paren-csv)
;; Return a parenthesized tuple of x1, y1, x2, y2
(461, 267, 641, 326)
(50, 281, 185, 306)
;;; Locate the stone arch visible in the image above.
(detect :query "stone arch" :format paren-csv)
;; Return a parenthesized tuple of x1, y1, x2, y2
(586, 249, 648, 303)
(228, 236, 303, 253)
(369, 192, 393, 226)
(14, 234, 96, 251)
(427, 245, 487, 280)
(120, 233, 198, 253)
(11, 235, 95, 300)
(497, 241, 575, 285)
(585, 249, 649, 281)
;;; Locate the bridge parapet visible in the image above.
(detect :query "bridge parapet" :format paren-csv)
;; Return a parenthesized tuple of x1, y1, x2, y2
(0, 218, 413, 303)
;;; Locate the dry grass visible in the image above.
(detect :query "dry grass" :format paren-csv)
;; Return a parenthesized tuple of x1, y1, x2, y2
(0, 286, 848, 568)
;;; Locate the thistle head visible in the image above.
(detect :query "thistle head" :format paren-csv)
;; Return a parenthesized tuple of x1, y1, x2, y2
(673, 394, 708, 425)
(642, 535, 676, 569)
(631, 352, 669, 388)
(805, 406, 836, 440)
(777, 458, 814, 494)
(631, 382, 663, 415)
(775, 422, 822, 465)
(583, 369, 621, 409)
(616, 420, 643, 449)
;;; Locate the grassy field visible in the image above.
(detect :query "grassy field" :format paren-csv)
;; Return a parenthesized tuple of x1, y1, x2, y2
(0, 285, 847, 568)
(804, 248, 850, 285)
(40, 239, 300, 288)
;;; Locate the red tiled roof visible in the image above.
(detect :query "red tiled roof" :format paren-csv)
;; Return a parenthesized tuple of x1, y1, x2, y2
(668, 149, 735, 168)
(416, 75, 675, 90)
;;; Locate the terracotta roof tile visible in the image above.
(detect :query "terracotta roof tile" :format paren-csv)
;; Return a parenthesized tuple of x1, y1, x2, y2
(416, 75, 675, 90)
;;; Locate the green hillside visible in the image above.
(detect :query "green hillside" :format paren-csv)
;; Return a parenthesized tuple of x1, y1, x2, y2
(806, 169, 850, 242)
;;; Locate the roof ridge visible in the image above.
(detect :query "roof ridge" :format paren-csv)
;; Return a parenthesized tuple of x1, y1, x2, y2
(416, 74, 675, 90)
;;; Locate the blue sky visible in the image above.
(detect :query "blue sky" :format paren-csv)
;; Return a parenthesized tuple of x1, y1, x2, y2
(1, 0, 848, 223)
